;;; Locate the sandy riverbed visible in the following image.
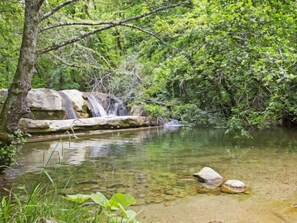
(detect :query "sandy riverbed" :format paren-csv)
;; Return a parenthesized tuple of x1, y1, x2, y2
(134, 194, 297, 223)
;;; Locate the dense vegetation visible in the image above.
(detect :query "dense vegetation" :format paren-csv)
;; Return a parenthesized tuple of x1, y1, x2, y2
(1, 0, 296, 129)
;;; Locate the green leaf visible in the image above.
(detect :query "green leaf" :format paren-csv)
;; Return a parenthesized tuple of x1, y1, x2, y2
(90, 192, 109, 208)
(65, 194, 91, 204)
(109, 193, 136, 209)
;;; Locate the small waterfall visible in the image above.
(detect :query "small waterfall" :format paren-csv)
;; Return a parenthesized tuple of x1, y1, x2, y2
(58, 91, 78, 119)
(86, 94, 107, 117)
(164, 119, 181, 127)
(107, 95, 128, 116)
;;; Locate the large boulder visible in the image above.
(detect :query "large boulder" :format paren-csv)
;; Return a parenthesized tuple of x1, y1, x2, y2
(193, 167, 224, 188)
(61, 90, 89, 118)
(27, 88, 65, 120)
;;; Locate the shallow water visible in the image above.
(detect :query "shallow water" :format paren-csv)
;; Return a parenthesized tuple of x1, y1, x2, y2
(1, 127, 297, 212)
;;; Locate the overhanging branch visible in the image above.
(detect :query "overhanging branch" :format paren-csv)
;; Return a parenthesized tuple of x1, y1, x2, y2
(39, 21, 116, 33)
(37, 0, 46, 11)
(119, 24, 169, 46)
(38, 23, 118, 55)
(37, 1, 188, 55)
(40, 0, 79, 22)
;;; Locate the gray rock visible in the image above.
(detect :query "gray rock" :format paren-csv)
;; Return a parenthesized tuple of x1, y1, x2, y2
(19, 116, 158, 133)
(193, 167, 224, 188)
(27, 88, 65, 120)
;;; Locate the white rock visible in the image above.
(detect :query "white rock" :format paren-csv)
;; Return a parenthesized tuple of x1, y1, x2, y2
(61, 90, 85, 112)
(27, 88, 63, 111)
(221, 180, 246, 193)
(193, 167, 224, 186)
(224, 180, 245, 188)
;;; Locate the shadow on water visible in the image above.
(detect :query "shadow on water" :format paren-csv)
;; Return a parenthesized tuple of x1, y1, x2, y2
(0, 127, 297, 206)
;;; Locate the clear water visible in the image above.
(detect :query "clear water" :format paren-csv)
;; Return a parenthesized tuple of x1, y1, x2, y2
(1, 127, 297, 206)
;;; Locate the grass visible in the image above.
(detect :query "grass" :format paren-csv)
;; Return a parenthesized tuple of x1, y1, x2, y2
(0, 183, 92, 223)
(0, 140, 140, 223)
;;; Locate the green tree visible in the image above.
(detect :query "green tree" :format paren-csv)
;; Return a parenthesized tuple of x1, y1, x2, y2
(0, 0, 188, 166)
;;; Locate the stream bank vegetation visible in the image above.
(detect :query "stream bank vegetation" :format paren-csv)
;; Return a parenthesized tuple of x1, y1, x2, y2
(0, 184, 139, 223)
(1, 0, 295, 133)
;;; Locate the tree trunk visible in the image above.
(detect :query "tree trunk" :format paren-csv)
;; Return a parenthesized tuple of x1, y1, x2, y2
(0, 1, 40, 140)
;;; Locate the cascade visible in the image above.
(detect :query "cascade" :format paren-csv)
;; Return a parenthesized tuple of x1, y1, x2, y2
(164, 119, 181, 127)
(86, 94, 107, 117)
(58, 91, 78, 119)
(106, 95, 129, 116)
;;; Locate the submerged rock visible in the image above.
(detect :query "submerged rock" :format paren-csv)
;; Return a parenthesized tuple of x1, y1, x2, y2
(221, 180, 246, 194)
(193, 167, 224, 188)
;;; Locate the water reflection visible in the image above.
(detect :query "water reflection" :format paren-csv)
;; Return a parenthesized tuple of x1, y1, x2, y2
(1, 127, 297, 206)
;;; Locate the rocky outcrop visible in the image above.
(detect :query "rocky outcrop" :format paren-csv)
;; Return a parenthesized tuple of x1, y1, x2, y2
(0, 88, 129, 120)
(27, 88, 65, 120)
(18, 116, 158, 133)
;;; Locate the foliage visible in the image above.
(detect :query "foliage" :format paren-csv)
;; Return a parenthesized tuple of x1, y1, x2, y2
(0, 184, 91, 223)
(66, 192, 138, 223)
(1, 0, 296, 129)
(135, 0, 297, 128)
(0, 130, 28, 169)
(0, 1, 23, 88)
(143, 104, 169, 118)
(0, 186, 139, 223)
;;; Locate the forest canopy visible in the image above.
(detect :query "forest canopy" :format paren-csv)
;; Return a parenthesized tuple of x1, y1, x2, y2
(1, 0, 296, 129)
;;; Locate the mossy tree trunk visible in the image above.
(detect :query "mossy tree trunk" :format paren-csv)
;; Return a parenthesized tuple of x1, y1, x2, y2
(0, 0, 42, 142)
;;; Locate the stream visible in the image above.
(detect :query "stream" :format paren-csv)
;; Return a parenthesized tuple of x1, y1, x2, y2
(1, 127, 297, 222)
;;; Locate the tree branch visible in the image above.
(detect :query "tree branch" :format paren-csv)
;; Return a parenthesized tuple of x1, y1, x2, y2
(39, 21, 116, 33)
(119, 24, 169, 46)
(37, 2, 188, 55)
(40, 0, 79, 22)
(38, 24, 118, 55)
(37, 0, 46, 11)
(121, 2, 187, 24)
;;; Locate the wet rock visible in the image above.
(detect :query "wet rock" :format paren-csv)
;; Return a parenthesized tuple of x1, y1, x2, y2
(165, 189, 174, 195)
(176, 191, 187, 198)
(138, 194, 146, 198)
(76, 180, 98, 185)
(176, 178, 197, 187)
(164, 195, 176, 201)
(221, 180, 246, 194)
(193, 167, 224, 188)
(108, 183, 125, 189)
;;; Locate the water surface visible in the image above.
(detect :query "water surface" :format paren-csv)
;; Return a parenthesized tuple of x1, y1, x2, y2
(1, 127, 297, 209)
